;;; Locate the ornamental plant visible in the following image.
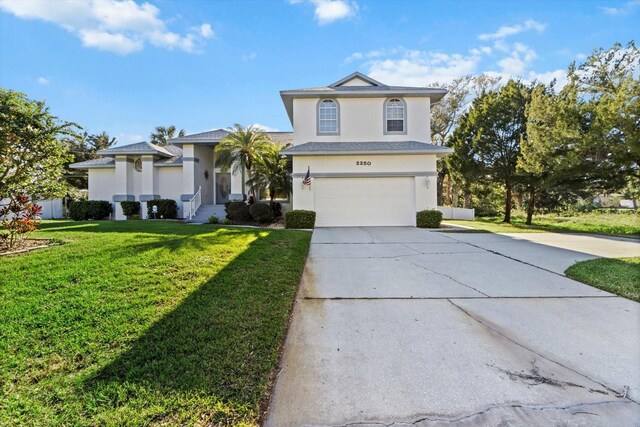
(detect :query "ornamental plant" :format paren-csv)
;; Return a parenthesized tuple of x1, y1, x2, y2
(0, 194, 43, 250)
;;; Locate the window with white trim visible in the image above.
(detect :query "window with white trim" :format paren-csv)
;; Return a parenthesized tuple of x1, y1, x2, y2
(318, 99, 338, 134)
(385, 98, 405, 133)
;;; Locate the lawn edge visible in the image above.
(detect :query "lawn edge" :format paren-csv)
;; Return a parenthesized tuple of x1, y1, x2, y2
(257, 233, 312, 425)
(565, 257, 640, 302)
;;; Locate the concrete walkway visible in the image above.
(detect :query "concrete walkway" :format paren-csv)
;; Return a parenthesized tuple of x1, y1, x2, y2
(265, 228, 640, 427)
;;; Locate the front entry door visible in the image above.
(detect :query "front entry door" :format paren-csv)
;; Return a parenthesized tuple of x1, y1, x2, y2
(215, 173, 231, 204)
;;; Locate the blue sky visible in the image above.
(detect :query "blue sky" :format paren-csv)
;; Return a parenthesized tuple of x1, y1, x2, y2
(0, 0, 638, 145)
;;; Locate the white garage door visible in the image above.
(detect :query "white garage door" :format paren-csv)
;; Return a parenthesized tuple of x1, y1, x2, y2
(315, 177, 416, 227)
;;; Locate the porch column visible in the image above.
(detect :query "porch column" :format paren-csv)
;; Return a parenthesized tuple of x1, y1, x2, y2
(181, 144, 196, 218)
(140, 155, 159, 219)
(113, 156, 134, 220)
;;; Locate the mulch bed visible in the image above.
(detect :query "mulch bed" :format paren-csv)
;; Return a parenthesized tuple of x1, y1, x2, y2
(0, 238, 60, 256)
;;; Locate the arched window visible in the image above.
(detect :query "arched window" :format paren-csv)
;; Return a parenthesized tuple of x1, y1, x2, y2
(385, 98, 406, 134)
(317, 99, 339, 134)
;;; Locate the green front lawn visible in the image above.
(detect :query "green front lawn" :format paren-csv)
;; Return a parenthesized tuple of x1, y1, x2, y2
(445, 212, 639, 237)
(565, 257, 640, 302)
(0, 221, 311, 426)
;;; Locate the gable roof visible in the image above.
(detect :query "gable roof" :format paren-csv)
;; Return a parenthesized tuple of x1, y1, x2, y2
(97, 141, 174, 157)
(280, 71, 448, 124)
(329, 71, 386, 88)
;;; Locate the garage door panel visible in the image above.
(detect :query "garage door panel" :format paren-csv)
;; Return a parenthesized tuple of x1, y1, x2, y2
(315, 177, 415, 227)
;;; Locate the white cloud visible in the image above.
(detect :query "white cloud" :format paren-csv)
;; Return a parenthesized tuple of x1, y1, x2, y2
(528, 69, 567, 89)
(0, 0, 213, 55)
(478, 19, 546, 41)
(242, 51, 257, 61)
(37, 76, 49, 85)
(80, 29, 143, 54)
(495, 42, 537, 75)
(600, 0, 640, 15)
(363, 48, 484, 86)
(290, 0, 358, 25)
(251, 123, 279, 132)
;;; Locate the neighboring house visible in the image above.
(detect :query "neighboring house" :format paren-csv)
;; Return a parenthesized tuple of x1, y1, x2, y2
(70, 72, 452, 225)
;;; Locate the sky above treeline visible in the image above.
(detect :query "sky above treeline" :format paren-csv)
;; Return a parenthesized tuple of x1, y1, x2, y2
(0, 0, 638, 145)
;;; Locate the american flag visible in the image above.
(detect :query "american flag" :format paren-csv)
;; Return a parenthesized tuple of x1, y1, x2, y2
(302, 166, 311, 187)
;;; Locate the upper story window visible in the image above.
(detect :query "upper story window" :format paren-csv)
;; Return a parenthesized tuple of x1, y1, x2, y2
(385, 98, 406, 134)
(317, 99, 339, 134)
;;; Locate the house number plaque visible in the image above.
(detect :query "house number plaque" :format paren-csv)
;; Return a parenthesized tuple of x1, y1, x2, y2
(356, 161, 372, 166)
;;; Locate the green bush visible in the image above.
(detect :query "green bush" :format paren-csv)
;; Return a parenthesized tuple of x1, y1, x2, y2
(146, 199, 178, 219)
(285, 210, 316, 229)
(221, 218, 232, 225)
(249, 202, 273, 223)
(226, 201, 251, 222)
(208, 215, 219, 224)
(69, 200, 112, 221)
(416, 210, 443, 228)
(120, 201, 140, 218)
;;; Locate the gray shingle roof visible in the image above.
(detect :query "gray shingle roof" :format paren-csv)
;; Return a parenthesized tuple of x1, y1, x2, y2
(97, 141, 174, 157)
(170, 129, 230, 143)
(68, 157, 115, 169)
(280, 141, 453, 156)
(168, 128, 293, 145)
(154, 156, 183, 166)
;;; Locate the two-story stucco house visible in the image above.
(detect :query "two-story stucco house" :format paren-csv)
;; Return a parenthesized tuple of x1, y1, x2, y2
(70, 72, 452, 225)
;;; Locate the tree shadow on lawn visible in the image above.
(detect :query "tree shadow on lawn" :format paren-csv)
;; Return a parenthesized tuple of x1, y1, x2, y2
(82, 230, 306, 423)
(38, 220, 223, 236)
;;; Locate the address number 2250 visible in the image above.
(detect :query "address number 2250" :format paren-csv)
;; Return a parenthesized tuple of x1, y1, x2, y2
(356, 161, 372, 166)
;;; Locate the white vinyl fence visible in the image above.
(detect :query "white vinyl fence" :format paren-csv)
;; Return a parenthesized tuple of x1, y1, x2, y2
(437, 206, 475, 221)
(1, 198, 65, 219)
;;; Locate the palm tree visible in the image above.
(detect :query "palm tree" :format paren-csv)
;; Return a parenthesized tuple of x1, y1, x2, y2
(215, 124, 271, 198)
(150, 125, 185, 146)
(247, 142, 292, 204)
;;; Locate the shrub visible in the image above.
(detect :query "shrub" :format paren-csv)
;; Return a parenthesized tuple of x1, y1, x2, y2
(416, 210, 443, 228)
(208, 215, 219, 224)
(226, 201, 251, 222)
(285, 210, 316, 229)
(69, 200, 112, 221)
(271, 202, 283, 218)
(0, 194, 42, 249)
(146, 199, 178, 219)
(221, 218, 232, 225)
(120, 201, 140, 218)
(249, 202, 273, 223)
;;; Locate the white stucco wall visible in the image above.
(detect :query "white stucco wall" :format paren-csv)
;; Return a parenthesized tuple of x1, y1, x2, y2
(88, 169, 116, 219)
(292, 97, 431, 145)
(156, 166, 184, 218)
(291, 154, 438, 213)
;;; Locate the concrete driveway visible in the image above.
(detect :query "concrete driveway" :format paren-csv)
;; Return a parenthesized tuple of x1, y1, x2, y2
(265, 228, 640, 427)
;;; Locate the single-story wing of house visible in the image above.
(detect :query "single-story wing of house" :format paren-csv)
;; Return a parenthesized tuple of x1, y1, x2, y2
(70, 71, 453, 226)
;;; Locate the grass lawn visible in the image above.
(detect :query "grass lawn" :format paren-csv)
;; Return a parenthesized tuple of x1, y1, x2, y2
(445, 212, 639, 237)
(0, 220, 311, 426)
(565, 257, 640, 302)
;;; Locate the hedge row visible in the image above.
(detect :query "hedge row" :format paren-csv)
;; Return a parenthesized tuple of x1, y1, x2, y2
(285, 210, 316, 229)
(120, 201, 140, 217)
(416, 210, 443, 228)
(146, 199, 178, 219)
(69, 200, 112, 221)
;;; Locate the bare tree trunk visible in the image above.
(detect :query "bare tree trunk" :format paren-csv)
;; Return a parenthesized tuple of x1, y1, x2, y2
(516, 192, 524, 210)
(437, 169, 447, 206)
(526, 188, 535, 225)
(504, 181, 512, 223)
